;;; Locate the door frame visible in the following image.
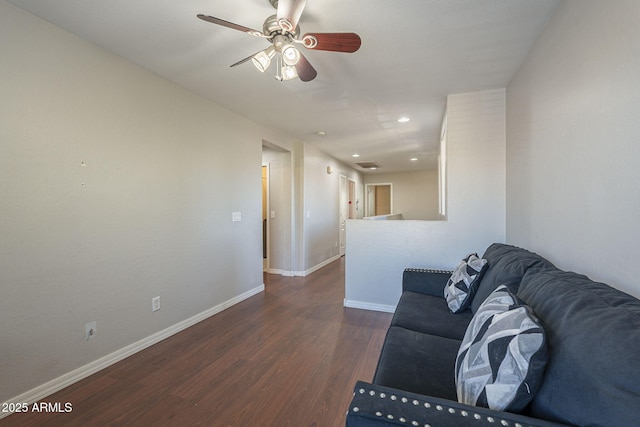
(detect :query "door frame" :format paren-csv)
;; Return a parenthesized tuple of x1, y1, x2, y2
(339, 175, 347, 256)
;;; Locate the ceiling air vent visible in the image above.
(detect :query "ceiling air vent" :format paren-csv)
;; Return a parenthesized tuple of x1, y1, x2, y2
(356, 161, 380, 170)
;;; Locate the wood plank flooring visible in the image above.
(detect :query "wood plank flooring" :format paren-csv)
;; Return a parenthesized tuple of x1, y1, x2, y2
(3, 258, 392, 427)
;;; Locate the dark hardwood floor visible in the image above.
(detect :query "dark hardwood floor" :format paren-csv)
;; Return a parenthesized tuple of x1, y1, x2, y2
(3, 258, 392, 427)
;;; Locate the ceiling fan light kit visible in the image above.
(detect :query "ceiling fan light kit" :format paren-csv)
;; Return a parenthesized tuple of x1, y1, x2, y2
(197, 0, 361, 82)
(252, 46, 276, 72)
(282, 44, 301, 66)
(281, 65, 298, 81)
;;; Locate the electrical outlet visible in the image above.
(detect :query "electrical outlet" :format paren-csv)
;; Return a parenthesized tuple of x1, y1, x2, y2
(85, 321, 97, 341)
(152, 296, 161, 312)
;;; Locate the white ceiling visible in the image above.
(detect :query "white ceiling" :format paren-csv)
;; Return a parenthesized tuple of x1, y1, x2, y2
(8, 0, 559, 173)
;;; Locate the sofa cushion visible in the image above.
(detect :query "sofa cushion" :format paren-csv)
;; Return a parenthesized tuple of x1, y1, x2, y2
(373, 326, 460, 401)
(471, 244, 554, 313)
(456, 285, 548, 413)
(517, 268, 640, 426)
(391, 291, 473, 340)
(444, 253, 488, 313)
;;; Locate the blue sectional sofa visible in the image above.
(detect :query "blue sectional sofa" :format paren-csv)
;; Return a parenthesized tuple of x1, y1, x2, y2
(346, 243, 640, 426)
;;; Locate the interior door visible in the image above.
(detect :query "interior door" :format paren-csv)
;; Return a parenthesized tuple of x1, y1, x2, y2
(348, 179, 356, 219)
(375, 185, 391, 215)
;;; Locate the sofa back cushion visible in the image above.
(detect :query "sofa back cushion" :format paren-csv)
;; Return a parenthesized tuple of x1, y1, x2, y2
(471, 244, 554, 313)
(517, 268, 640, 426)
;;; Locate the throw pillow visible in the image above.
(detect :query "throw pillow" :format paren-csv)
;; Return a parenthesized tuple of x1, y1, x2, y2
(444, 253, 488, 313)
(455, 285, 548, 413)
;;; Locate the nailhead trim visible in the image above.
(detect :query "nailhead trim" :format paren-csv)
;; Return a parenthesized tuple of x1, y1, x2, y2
(352, 387, 537, 427)
(404, 268, 453, 274)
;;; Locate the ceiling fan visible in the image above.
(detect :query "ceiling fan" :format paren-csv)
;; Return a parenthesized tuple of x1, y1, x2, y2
(197, 0, 361, 82)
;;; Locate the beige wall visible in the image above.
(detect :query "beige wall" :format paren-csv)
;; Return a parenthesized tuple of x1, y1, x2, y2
(506, 0, 640, 297)
(365, 170, 439, 220)
(300, 143, 363, 273)
(0, 1, 296, 404)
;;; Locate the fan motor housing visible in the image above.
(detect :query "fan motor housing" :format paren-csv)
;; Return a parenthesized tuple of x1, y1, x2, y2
(263, 14, 300, 39)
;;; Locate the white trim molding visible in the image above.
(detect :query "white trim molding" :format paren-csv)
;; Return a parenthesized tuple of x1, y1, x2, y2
(293, 255, 342, 277)
(343, 299, 396, 313)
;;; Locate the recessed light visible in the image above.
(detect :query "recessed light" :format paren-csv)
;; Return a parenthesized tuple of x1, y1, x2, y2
(352, 154, 360, 158)
(397, 117, 410, 123)
(316, 131, 326, 136)
(410, 157, 418, 161)
(369, 167, 378, 170)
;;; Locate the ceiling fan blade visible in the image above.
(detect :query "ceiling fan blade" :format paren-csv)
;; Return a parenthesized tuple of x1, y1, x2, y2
(230, 52, 260, 68)
(302, 33, 362, 53)
(295, 52, 317, 82)
(276, 0, 307, 31)
(197, 14, 264, 37)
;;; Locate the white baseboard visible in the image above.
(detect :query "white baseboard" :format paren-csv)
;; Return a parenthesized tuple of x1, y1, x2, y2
(266, 256, 342, 278)
(266, 268, 294, 276)
(343, 299, 396, 313)
(294, 255, 341, 277)
(0, 284, 264, 419)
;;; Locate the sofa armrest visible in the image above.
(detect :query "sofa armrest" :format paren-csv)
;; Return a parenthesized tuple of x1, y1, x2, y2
(402, 268, 452, 297)
(346, 381, 570, 427)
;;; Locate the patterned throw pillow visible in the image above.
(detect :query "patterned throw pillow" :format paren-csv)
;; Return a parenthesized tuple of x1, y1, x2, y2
(455, 285, 548, 412)
(444, 253, 488, 313)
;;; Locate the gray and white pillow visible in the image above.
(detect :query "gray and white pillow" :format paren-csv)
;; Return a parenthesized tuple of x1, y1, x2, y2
(455, 285, 548, 412)
(444, 253, 488, 313)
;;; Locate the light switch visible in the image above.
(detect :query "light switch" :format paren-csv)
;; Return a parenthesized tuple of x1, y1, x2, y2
(270, 211, 276, 219)
(232, 211, 242, 222)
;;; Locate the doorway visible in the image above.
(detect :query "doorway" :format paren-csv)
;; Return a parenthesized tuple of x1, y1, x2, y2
(339, 176, 358, 256)
(365, 183, 393, 217)
(262, 143, 293, 276)
(262, 164, 269, 271)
